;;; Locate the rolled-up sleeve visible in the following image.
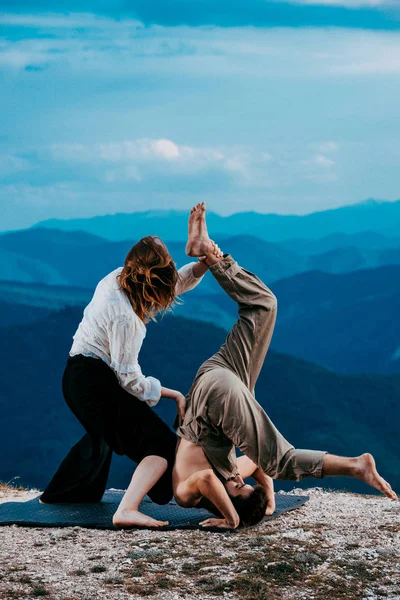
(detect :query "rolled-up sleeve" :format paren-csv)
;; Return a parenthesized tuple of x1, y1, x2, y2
(175, 262, 205, 295)
(109, 314, 162, 407)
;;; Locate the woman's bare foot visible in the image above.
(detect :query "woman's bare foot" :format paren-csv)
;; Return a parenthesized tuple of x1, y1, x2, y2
(112, 508, 169, 528)
(353, 453, 398, 500)
(186, 202, 213, 257)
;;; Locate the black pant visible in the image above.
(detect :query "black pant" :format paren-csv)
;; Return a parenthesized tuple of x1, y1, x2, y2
(40, 354, 177, 505)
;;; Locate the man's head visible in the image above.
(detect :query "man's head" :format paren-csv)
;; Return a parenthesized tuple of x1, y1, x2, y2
(225, 478, 268, 527)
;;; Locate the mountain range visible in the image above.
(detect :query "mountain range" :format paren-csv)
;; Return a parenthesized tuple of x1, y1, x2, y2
(1, 226, 400, 291)
(22, 198, 400, 242)
(1, 307, 399, 496)
(1, 226, 399, 374)
(0, 201, 399, 496)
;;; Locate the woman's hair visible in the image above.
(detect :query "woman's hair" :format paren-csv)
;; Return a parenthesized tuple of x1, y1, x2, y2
(116, 235, 180, 322)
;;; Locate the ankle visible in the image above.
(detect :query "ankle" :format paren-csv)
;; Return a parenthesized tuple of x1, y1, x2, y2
(116, 504, 140, 513)
(205, 255, 223, 267)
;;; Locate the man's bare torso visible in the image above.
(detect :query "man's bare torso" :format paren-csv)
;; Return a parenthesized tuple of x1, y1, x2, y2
(172, 438, 212, 506)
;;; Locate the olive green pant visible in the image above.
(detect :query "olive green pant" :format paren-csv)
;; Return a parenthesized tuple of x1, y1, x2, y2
(177, 254, 327, 482)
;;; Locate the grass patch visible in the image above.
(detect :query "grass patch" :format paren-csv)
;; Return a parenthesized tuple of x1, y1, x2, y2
(90, 565, 107, 573)
(198, 574, 272, 599)
(31, 585, 50, 597)
(104, 576, 123, 584)
(0, 480, 29, 492)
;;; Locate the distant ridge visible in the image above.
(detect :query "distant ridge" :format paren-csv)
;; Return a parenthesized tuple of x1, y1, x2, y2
(23, 198, 400, 242)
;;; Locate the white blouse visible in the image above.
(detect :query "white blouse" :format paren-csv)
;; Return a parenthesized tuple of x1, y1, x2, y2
(69, 262, 204, 406)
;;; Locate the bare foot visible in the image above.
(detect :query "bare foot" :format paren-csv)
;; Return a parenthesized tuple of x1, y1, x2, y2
(113, 508, 169, 528)
(38, 498, 46, 504)
(353, 453, 398, 501)
(186, 202, 213, 257)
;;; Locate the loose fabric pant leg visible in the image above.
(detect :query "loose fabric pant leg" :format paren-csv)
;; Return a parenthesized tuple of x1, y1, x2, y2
(197, 255, 327, 481)
(197, 254, 277, 396)
(205, 368, 326, 481)
(40, 354, 177, 504)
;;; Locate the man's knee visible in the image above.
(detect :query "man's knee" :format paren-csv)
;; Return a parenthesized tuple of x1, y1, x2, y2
(259, 290, 277, 312)
(275, 448, 327, 481)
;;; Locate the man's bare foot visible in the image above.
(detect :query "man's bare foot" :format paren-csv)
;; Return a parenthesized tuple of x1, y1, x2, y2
(38, 498, 46, 504)
(353, 453, 398, 500)
(186, 202, 213, 257)
(112, 509, 169, 528)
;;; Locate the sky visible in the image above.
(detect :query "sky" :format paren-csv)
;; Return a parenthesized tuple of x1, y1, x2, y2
(1, 0, 400, 231)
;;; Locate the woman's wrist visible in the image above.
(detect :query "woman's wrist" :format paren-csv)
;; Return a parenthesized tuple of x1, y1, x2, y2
(160, 386, 181, 400)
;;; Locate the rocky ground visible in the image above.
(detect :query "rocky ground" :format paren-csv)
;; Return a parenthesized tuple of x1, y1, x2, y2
(0, 483, 399, 600)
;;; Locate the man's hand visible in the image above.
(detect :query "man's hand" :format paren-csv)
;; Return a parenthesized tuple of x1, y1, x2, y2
(199, 517, 236, 529)
(174, 392, 187, 426)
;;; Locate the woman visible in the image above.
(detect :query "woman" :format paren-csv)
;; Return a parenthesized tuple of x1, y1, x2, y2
(39, 203, 221, 528)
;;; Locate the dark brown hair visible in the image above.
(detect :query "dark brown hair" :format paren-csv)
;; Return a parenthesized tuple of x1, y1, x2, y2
(116, 235, 180, 323)
(230, 485, 268, 527)
(198, 484, 268, 528)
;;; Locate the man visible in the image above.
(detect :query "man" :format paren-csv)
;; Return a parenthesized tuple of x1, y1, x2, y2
(172, 204, 398, 530)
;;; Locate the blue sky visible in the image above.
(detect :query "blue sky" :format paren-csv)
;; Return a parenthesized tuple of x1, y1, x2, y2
(1, 0, 400, 231)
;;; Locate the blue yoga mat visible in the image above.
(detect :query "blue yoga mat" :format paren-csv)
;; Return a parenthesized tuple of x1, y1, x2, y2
(0, 490, 308, 531)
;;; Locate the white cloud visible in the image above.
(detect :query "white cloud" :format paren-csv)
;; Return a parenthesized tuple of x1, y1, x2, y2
(300, 154, 336, 168)
(49, 139, 257, 182)
(0, 13, 142, 30)
(313, 154, 336, 167)
(291, 0, 394, 6)
(310, 141, 340, 153)
(1, 13, 400, 77)
(0, 155, 32, 178)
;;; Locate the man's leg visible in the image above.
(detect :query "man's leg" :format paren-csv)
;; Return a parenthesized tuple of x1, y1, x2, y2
(198, 253, 278, 396)
(206, 376, 397, 499)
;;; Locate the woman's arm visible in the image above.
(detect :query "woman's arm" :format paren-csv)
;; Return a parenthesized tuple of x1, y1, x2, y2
(176, 469, 240, 529)
(160, 388, 187, 425)
(191, 260, 209, 279)
(109, 315, 186, 412)
(175, 261, 207, 295)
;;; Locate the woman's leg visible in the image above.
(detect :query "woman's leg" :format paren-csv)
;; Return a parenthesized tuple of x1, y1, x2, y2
(113, 456, 171, 527)
(42, 354, 178, 526)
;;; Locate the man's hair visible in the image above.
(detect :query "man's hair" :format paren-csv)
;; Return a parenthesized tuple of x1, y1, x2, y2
(230, 485, 268, 527)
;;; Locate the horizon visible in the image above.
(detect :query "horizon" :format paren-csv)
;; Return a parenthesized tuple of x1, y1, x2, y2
(1, 196, 400, 235)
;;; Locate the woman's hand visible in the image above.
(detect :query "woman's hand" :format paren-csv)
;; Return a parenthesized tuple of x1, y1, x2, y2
(174, 392, 187, 426)
(199, 517, 236, 529)
(198, 240, 223, 262)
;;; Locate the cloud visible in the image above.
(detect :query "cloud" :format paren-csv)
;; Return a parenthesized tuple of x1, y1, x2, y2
(0, 12, 142, 29)
(0, 155, 32, 178)
(312, 154, 336, 166)
(0, 0, 399, 32)
(1, 14, 400, 77)
(310, 141, 340, 153)
(299, 153, 336, 168)
(293, 0, 387, 6)
(48, 138, 259, 182)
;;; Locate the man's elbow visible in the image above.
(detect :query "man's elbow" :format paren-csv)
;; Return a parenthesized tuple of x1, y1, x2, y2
(228, 514, 241, 529)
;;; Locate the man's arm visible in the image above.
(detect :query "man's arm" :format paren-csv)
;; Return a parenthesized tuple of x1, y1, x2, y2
(236, 455, 276, 515)
(175, 469, 240, 529)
